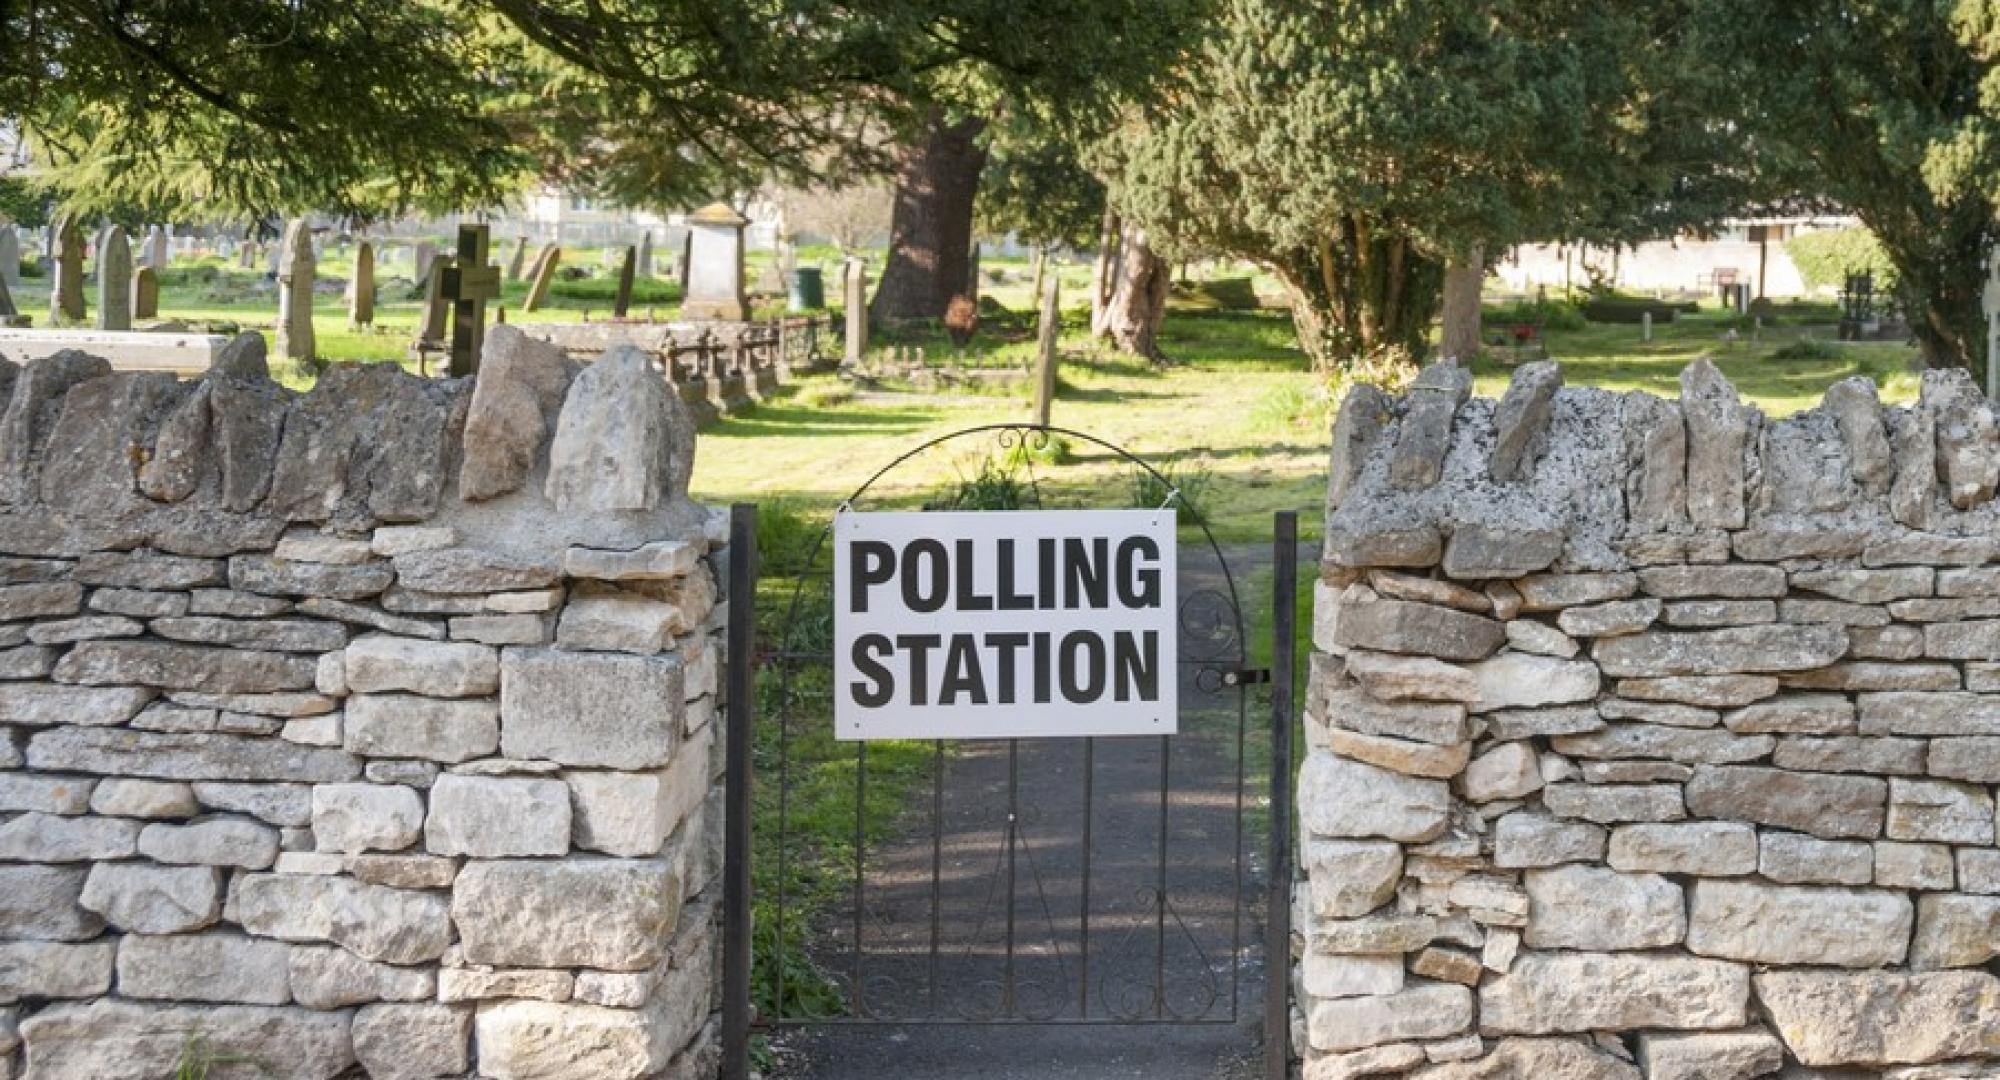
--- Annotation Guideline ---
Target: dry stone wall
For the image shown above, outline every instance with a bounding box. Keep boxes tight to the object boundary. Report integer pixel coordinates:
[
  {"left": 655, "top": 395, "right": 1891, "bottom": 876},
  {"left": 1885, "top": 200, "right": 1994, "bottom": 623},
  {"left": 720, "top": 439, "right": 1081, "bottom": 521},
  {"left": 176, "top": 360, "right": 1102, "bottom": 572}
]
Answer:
[
  {"left": 1301, "top": 358, "right": 2000, "bottom": 1079},
  {"left": 0, "top": 326, "right": 725, "bottom": 1079}
]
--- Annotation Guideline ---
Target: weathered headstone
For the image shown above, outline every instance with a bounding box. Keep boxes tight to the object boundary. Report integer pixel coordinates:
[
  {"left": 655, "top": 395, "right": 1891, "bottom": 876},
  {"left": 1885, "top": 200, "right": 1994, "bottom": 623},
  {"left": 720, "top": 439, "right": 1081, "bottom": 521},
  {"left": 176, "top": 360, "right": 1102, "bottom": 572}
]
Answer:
[
  {"left": 1033, "top": 275, "right": 1060, "bottom": 427},
  {"left": 275, "top": 218, "right": 316, "bottom": 362},
  {"left": 443, "top": 224, "right": 501, "bottom": 377},
  {"left": 682, "top": 202, "right": 748, "bottom": 321},
  {"left": 265, "top": 239, "right": 281, "bottom": 276},
  {"left": 636, "top": 231, "right": 653, "bottom": 277},
  {"left": 132, "top": 266, "right": 160, "bottom": 321},
  {"left": 50, "top": 215, "right": 85, "bottom": 325},
  {"left": 414, "top": 241, "right": 437, "bottom": 285},
  {"left": 506, "top": 235, "right": 529, "bottom": 281},
  {"left": 0, "top": 226, "right": 19, "bottom": 287},
  {"left": 614, "top": 245, "right": 637, "bottom": 319},
  {"left": 95, "top": 227, "right": 133, "bottom": 331},
  {"left": 146, "top": 226, "right": 169, "bottom": 270},
  {"left": 418, "top": 256, "right": 453, "bottom": 349},
  {"left": 523, "top": 244, "right": 561, "bottom": 313},
  {"left": 0, "top": 273, "right": 18, "bottom": 326},
  {"left": 350, "top": 241, "right": 376, "bottom": 327},
  {"left": 843, "top": 258, "right": 868, "bottom": 366},
  {"left": 238, "top": 242, "right": 258, "bottom": 270},
  {"left": 676, "top": 229, "right": 692, "bottom": 290},
  {"left": 1642, "top": 310, "right": 1653, "bottom": 343}
]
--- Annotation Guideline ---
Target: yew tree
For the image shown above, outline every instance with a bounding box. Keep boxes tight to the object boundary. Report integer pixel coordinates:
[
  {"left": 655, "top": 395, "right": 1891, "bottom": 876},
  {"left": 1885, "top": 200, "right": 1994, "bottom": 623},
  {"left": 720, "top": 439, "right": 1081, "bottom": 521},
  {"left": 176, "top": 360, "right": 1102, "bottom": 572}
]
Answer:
[
  {"left": 1107, "top": 0, "right": 1743, "bottom": 368},
  {"left": 1705, "top": 0, "right": 2000, "bottom": 381}
]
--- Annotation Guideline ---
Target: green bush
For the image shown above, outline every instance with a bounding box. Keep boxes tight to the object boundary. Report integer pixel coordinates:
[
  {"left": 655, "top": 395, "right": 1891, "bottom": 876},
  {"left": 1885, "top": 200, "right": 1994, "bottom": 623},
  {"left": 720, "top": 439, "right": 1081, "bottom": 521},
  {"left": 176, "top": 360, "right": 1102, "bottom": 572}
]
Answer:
[
  {"left": 1769, "top": 338, "right": 1838, "bottom": 361},
  {"left": 1481, "top": 297, "right": 1587, "bottom": 331},
  {"left": 1784, "top": 227, "right": 1894, "bottom": 292},
  {"left": 546, "top": 274, "right": 680, "bottom": 304},
  {"left": 1130, "top": 455, "right": 1213, "bottom": 525},
  {"left": 1170, "top": 276, "right": 1261, "bottom": 311},
  {"left": 1580, "top": 296, "right": 1682, "bottom": 325}
]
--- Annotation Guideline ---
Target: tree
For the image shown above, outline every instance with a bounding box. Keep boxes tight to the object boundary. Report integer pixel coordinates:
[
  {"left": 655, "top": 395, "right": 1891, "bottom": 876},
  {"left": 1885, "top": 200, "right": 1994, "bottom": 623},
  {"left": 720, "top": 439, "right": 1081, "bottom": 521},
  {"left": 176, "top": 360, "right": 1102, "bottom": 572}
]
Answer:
[
  {"left": 1106, "top": 0, "right": 1746, "bottom": 368},
  {"left": 1705, "top": 0, "right": 2000, "bottom": 379},
  {"left": 765, "top": 180, "right": 894, "bottom": 254}
]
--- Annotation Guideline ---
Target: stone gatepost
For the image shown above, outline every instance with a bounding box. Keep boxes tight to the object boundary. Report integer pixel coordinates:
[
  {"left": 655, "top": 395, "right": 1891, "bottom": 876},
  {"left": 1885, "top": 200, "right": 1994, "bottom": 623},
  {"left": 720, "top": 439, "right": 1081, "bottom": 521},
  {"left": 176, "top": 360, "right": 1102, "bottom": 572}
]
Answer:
[
  {"left": 0, "top": 326, "right": 726, "bottom": 1080},
  {"left": 681, "top": 203, "right": 747, "bottom": 322},
  {"left": 95, "top": 227, "right": 133, "bottom": 331}
]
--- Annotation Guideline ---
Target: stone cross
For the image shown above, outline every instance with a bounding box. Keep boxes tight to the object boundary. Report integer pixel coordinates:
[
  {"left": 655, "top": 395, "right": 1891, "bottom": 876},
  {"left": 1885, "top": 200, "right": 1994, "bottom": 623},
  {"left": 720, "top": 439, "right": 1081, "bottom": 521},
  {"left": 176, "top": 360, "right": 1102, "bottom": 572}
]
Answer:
[
  {"left": 506, "top": 235, "right": 529, "bottom": 281},
  {"left": 132, "top": 266, "right": 160, "bottom": 321},
  {"left": 1033, "top": 275, "right": 1060, "bottom": 427},
  {"left": 95, "top": 226, "right": 133, "bottom": 331},
  {"left": 50, "top": 215, "right": 85, "bottom": 325},
  {"left": 614, "top": 244, "right": 637, "bottom": 319},
  {"left": 146, "top": 225, "right": 170, "bottom": 270},
  {"left": 442, "top": 224, "right": 501, "bottom": 377},
  {"left": 350, "top": 241, "right": 376, "bottom": 327},
  {"left": 843, "top": 258, "right": 868, "bottom": 365},
  {"left": 523, "top": 244, "right": 561, "bottom": 313},
  {"left": 0, "top": 226, "right": 18, "bottom": 287},
  {"left": 636, "top": 230, "right": 653, "bottom": 277},
  {"left": 276, "top": 218, "right": 317, "bottom": 362},
  {"left": 682, "top": 202, "right": 747, "bottom": 321},
  {"left": 414, "top": 241, "right": 437, "bottom": 285},
  {"left": 1985, "top": 248, "right": 2000, "bottom": 400}
]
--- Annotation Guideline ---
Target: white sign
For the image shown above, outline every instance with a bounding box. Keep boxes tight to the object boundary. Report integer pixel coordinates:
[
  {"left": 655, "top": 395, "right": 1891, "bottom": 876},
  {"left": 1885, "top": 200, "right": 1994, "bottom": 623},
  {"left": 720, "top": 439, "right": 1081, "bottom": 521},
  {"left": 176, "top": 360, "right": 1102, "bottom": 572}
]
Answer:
[{"left": 834, "top": 509, "right": 1178, "bottom": 740}]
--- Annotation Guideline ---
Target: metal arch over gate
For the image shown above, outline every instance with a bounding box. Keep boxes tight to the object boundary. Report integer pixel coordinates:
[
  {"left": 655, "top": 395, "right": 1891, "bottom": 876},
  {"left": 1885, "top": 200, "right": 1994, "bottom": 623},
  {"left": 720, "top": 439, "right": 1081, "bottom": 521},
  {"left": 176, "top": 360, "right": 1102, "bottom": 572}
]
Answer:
[{"left": 720, "top": 424, "right": 1297, "bottom": 1080}]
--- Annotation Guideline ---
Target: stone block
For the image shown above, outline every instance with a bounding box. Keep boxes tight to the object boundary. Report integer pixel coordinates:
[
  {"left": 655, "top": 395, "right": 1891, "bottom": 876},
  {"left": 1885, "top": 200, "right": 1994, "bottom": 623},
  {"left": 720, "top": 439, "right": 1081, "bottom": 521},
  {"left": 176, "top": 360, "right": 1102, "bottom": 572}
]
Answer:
[
  {"left": 452, "top": 857, "right": 680, "bottom": 971},
  {"left": 17, "top": 999, "right": 354, "bottom": 1077},
  {"left": 53, "top": 640, "right": 316, "bottom": 693},
  {"left": 0, "top": 773, "right": 93, "bottom": 814},
  {"left": 89, "top": 779, "right": 197, "bottom": 819},
  {"left": 1343, "top": 650, "right": 1479, "bottom": 703},
  {"left": 0, "top": 683, "right": 155, "bottom": 726},
  {"left": 1773, "top": 734, "right": 1925, "bottom": 774},
  {"left": 1887, "top": 778, "right": 1993, "bottom": 843},
  {"left": 1722, "top": 693, "right": 1855, "bottom": 734},
  {"left": 1459, "top": 742, "right": 1541, "bottom": 803},
  {"left": 79, "top": 862, "right": 221, "bottom": 933},
  {"left": 141, "top": 818, "right": 282, "bottom": 871},
  {"left": 1523, "top": 865, "right": 1683, "bottom": 950},
  {"left": 1637, "top": 1032, "right": 1786, "bottom": 1080},
  {"left": 1592, "top": 625, "right": 1848, "bottom": 677},
  {"left": 344, "top": 634, "right": 498, "bottom": 697},
  {"left": 312, "top": 782, "right": 425, "bottom": 854},
  {"left": 289, "top": 945, "right": 437, "bottom": 1009},
  {"left": 354, "top": 1002, "right": 472, "bottom": 1080},
  {"left": 1607, "top": 821, "right": 1757, "bottom": 876},
  {"left": 426, "top": 773, "right": 570, "bottom": 857},
  {"left": 115, "top": 932, "right": 290, "bottom": 1004},
  {"left": 231, "top": 873, "right": 452, "bottom": 964},
  {"left": 1758, "top": 831, "right": 1874, "bottom": 884},
  {"left": 1684, "top": 765, "right": 1886, "bottom": 839},
  {"left": 1754, "top": 970, "right": 2000, "bottom": 1067},
  {"left": 344, "top": 693, "right": 499, "bottom": 763},
  {"left": 1302, "top": 952, "right": 1404, "bottom": 999},
  {"left": 1333, "top": 596, "right": 1506, "bottom": 661},
  {"left": 1324, "top": 727, "right": 1469, "bottom": 778},
  {"left": 1540, "top": 782, "right": 1684, "bottom": 823},
  {"left": 1307, "top": 981, "right": 1472, "bottom": 1053},
  {"left": 475, "top": 998, "right": 681, "bottom": 1080},
  {"left": 1300, "top": 753, "right": 1450, "bottom": 842},
  {"left": 1550, "top": 723, "right": 1772, "bottom": 765},
  {"left": 1861, "top": 692, "right": 2000, "bottom": 735},
  {"left": 1687, "top": 880, "right": 1911, "bottom": 967},
  {"left": 1478, "top": 952, "right": 1748, "bottom": 1034},
  {"left": 501, "top": 648, "right": 683, "bottom": 768},
  {"left": 0, "top": 941, "right": 114, "bottom": 1003},
  {"left": 1301, "top": 839, "right": 1403, "bottom": 917},
  {"left": 438, "top": 968, "right": 575, "bottom": 1004},
  {"left": 1503, "top": 619, "right": 1577, "bottom": 658},
  {"left": 1322, "top": 687, "right": 1469, "bottom": 745},
  {"left": 1637, "top": 565, "right": 1785, "bottom": 599},
  {"left": 1911, "top": 893, "right": 2000, "bottom": 970},
  {"left": 557, "top": 593, "right": 680, "bottom": 654},
  {"left": 0, "top": 812, "right": 140, "bottom": 861},
  {"left": 1466, "top": 653, "right": 1599, "bottom": 712},
  {"left": 1619, "top": 675, "right": 1779, "bottom": 708},
  {"left": 1517, "top": 573, "right": 1638, "bottom": 610},
  {"left": 1493, "top": 814, "right": 1605, "bottom": 868},
  {"left": 229, "top": 554, "right": 394, "bottom": 599},
  {"left": 1556, "top": 598, "right": 1661, "bottom": 637},
  {"left": 0, "top": 865, "right": 103, "bottom": 941},
  {"left": 1876, "top": 841, "right": 1955, "bottom": 890}
]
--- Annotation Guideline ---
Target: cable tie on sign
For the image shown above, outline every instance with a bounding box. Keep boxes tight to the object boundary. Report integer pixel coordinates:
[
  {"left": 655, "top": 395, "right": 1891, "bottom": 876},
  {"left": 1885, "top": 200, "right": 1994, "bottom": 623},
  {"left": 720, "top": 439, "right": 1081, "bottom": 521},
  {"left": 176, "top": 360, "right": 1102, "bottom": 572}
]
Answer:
[{"left": 1152, "top": 487, "right": 1181, "bottom": 527}]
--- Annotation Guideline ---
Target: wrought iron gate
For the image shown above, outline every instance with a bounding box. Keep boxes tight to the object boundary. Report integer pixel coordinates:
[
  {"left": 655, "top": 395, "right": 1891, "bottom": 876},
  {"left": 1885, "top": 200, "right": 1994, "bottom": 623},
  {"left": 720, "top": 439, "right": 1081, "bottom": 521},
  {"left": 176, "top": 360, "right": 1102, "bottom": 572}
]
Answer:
[{"left": 720, "top": 425, "right": 1297, "bottom": 1079}]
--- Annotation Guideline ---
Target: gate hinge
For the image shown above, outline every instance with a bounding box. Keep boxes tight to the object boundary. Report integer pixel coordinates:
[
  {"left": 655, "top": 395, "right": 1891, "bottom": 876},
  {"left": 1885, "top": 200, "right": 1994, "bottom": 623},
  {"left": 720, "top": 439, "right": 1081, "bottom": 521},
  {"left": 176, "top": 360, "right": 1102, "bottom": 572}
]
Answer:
[{"left": 1223, "top": 668, "right": 1272, "bottom": 686}]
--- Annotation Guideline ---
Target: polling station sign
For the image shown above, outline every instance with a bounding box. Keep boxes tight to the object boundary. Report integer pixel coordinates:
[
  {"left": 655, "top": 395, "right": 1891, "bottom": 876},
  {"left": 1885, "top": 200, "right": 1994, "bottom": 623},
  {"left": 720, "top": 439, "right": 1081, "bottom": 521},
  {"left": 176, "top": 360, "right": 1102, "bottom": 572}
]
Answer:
[{"left": 833, "top": 509, "right": 1178, "bottom": 740}]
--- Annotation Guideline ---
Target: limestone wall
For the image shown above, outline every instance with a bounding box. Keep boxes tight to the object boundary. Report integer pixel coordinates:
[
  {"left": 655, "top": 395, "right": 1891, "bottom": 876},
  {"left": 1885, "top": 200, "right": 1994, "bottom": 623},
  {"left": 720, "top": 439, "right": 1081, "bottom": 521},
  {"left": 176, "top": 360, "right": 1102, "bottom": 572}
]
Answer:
[
  {"left": 1301, "top": 358, "right": 2000, "bottom": 1078},
  {"left": 0, "top": 327, "right": 725, "bottom": 1079}
]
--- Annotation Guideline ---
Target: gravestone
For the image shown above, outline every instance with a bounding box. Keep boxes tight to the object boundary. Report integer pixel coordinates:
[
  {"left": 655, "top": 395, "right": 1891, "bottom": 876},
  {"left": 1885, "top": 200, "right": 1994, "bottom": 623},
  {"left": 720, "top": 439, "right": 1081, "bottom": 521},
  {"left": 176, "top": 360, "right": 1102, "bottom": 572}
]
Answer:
[
  {"left": 523, "top": 244, "right": 561, "bottom": 313},
  {"left": 843, "top": 258, "right": 868, "bottom": 365},
  {"left": 350, "top": 241, "right": 376, "bottom": 327},
  {"left": 95, "top": 227, "right": 133, "bottom": 331},
  {"left": 506, "top": 235, "right": 529, "bottom": 280},
  {"left": 50, "top": 214, "right": 85, "bottom": 325},
  {"left": 89, "top": 225, "right": 115, "bottom": 282},
  {"left": 614, "top": 244, "right": 637, "bottom": 319},
  {"left": 265, "top": 239, "right": 281, "bottom": 276},
  {"left": 1033, "top": 275, "right": 1060, "bottom": 427},
  {"left": 677, "top": 228, "right": 693, "bottom": 290},
  {"left": 443, "top": 223, "right": 501, "bottom": 376},
  {"left": 275, "top": 218, "right": 316, "bottom": 362},
  {"left": 146, "top": 225, "right": 170, "bottom": 269},
  {"left": 414, "top": 241, "right": 437, "bottom": 285},
  {"left": 0, "top": 226, "right": 18, "bottom": 286},
  {"left": 636, "top": 230, "right": 654, "bottom": 277},
  {"left": 0, "top": 273, "right": 18, "bottom": 327},
  {"left": 132, "top": 266, "right": 160, "bottom": 321},
  {"left": 238, "top": 242, "right": 258, "bottom": 270},
  {"left": 418, "top": 256, "right": 452, "bottom": 349},
  {"left": 682, "top": 202, "right": 748, "bottom": 321}
]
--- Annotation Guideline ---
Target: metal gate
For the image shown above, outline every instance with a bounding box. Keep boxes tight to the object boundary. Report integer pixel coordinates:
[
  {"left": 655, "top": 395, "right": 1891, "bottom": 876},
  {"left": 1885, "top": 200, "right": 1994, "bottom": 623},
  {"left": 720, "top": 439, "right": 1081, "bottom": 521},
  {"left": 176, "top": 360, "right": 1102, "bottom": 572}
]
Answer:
[{"left": 720, "top": 425, "right": 1297, "bottom": 1079}]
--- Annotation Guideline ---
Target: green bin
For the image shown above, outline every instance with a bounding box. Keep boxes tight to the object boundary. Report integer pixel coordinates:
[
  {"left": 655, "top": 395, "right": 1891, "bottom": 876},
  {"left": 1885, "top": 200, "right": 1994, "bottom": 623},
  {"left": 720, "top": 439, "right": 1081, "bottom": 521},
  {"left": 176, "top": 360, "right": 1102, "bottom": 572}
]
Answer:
[{"left": 788, "top": 267, "right": 825, "bottom": 311}]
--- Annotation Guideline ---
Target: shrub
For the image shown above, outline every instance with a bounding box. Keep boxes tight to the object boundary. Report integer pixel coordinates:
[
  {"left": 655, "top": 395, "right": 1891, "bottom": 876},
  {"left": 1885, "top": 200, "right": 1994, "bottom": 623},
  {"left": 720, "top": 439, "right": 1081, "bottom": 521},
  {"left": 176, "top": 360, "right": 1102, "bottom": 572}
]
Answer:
[
  {"left": 1170, "top": 276, "right": 1261, "bottom": 311},
  {"left": 1769, "top": 338, "right": 1838, "bottom": 361},
  {"left": 1481, "top": 297, "right": 1587, "bottom": 331},
  {"left": 1785, "top": 226, "right": 1894, "bottom": 292},
  {"left": 1131, "top": 455, "right": 1213, "bottom": 525},
  {"left": 1580, "top": 296, "right": 1681, "bottom": 325}
]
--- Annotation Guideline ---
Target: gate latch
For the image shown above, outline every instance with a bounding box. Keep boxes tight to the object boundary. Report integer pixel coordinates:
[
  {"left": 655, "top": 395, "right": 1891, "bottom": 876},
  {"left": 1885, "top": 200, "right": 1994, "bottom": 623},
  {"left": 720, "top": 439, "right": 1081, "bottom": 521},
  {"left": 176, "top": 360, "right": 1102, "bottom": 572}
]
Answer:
[{"left": 1223, "top": 668, "right": 1272, "bottom": 687}]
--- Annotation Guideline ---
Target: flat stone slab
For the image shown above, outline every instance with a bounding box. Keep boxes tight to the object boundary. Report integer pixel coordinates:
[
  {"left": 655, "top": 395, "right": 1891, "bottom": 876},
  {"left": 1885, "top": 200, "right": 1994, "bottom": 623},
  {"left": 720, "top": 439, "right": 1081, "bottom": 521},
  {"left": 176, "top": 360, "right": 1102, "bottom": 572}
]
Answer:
[{"left": 0, "top": 328, "right": 229, "bottom": 373}]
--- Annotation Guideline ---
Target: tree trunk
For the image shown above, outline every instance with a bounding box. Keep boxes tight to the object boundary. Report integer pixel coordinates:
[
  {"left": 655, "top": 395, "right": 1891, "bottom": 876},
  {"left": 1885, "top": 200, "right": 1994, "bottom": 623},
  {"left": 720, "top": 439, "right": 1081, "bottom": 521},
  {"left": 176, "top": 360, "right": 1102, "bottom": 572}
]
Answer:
[
  {"left": 1867, "top": 206, "right": 1989, "bottom": 383},
  {"left": 1091, "top": 206, "right": 1122, "bottom": 337},
  {"left": 1438, "top": 245, "right": 1485, "bottom": 362},
  {"left": 1101, "top": 224, "right": 1170, "bottom": 360},
  {"left": 870, "top": 114, "right": 988, "bottom": 323},
  {"left": 1275, "top": 227, "right": 1445, "bottom": 371}
]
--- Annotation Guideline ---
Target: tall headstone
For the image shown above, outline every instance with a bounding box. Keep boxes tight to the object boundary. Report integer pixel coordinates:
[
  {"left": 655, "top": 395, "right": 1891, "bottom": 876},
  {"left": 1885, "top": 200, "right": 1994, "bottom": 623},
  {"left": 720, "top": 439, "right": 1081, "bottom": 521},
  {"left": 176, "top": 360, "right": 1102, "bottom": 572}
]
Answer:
[
  {"left": 276, "top": 218, "right": 316, "bottom": 362},
  {"left": 132, "top": 266, "right": 160, "bottom": 321},
  {"left": 414, "top": 241, "right": 437, "bottom": 285},
  {"left": 238, "top": 241, "right": 258, "bottom": 270},
  {"left": 614, "top": 244, "right": 637, "bottom": 319},
  {"left": 506, "top": 235, "right": 529, "bottom": 281},
  {"left": 1033, "top": 275, "right": 1060, "bottom": 427},
  {"left": 95, "top": 226, "right": 133, "bottom": 331},
  {"left": 636, "top": 230, "right": 654, "bottom": 277},
  {"left": 443, "top": 224, "right": 501, "bottom": 377},
  {"left": 419, "top": 256, "right": 452, "bottom": 346},
  {"left": 843, "top": 258, "right": 868, "bottom": 366},
  {"left": 682, "top": 202, "right": 748, "bottom": 321},
  {"left": 350, "top": 241, "right": 376, "bottom": 327},
  {"left": 145, "top": 225, "right": 170, "bottom": 269},
  {"left": 0, "top": 226, "right": 18, "bottom": 286},
  {"left": 50, "top": 214, "right": 85, "bottom": 325},
  {"left": 0, "top": 273, "right": 18, "bottom": 326},
  {"left": 523, "top": 244, "right": 561, "bottom": 313},
  {"left": 265, "top": 240, "right": 281, "bottom": 277},
  {"left": 677, "top": 228, "right": 693, "bottom": 291}
]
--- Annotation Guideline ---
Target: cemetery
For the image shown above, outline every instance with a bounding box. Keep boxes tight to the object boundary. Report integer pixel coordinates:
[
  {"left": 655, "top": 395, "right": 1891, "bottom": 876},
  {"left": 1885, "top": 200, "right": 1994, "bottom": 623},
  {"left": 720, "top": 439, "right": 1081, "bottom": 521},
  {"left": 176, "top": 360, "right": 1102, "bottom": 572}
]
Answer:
[{"left": 9, "top": 1, "right": 2000, "bottom": 1079}]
